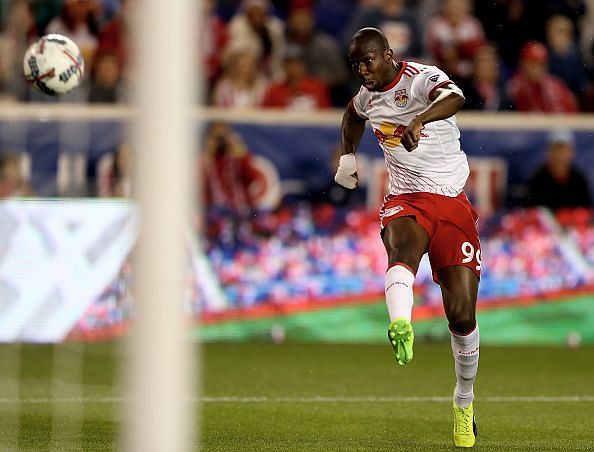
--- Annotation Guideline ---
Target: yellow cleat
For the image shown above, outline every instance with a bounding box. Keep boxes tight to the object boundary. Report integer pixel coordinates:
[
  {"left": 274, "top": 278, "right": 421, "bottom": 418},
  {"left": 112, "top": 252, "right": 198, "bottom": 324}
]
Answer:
[
  {"left": 387, "top": 318, "right": 414, "bottom": 365},
  {"left": 453, "top": 401, "right": 477, "bottom": 448}
]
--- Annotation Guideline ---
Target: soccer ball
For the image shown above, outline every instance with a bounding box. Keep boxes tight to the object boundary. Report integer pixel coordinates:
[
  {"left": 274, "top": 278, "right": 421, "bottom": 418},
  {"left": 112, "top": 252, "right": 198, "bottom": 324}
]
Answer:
[{"left": 23, "top": 34, "right": 84, "bottom": 96}]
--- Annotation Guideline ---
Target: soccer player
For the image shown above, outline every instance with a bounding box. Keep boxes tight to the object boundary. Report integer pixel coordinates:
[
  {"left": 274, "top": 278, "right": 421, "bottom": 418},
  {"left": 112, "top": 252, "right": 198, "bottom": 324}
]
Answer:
[{"left": 335, "top": 28, "right": 480, "bottom": 448}]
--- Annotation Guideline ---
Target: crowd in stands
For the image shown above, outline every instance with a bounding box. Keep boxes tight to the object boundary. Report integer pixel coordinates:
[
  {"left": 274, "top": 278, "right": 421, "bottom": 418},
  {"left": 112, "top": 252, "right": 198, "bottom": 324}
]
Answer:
[
  {"left": 2, "top": 0, "right": 594, "bottom": 112},
  {"left": 71, "top": 202, "right": 593, "bottom": 335},
  {"left": 204, "top": 203, "right": 594, "bottom": 309}
]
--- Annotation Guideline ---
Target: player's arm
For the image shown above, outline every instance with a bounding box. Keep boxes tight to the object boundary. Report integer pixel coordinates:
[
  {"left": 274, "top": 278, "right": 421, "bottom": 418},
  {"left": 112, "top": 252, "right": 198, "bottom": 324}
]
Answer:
[
  {"left": 335, "top": 100, "right": 367, "bottom": 189},
  {"left": 401, "top": 84, "right": 465, "bottom": 152}
]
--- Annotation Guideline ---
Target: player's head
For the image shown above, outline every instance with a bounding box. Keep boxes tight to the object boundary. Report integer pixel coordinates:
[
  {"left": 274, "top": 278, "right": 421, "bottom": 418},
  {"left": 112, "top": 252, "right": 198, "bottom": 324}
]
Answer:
[{"left": 348, "top": 28, "right": 395, "bottom": 91}]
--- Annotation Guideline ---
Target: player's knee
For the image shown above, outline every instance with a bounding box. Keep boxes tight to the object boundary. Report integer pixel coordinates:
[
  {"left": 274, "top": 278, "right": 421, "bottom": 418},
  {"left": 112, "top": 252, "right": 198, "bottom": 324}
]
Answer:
[
  {"left": 449, "top": 316, "right": 476, "bottom": 335},
  {"left": 386, "top": 247, "right": 419, "bottom": 271},
  {"left": 446, "top": 299, "right": 476, "bottom": 335}
]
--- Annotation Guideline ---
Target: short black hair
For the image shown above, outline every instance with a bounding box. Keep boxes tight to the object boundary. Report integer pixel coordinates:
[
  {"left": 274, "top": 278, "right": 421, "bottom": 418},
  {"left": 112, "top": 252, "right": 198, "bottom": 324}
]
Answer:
[{"left": 350, "top": 27, "right": 390, "bottom": 52}]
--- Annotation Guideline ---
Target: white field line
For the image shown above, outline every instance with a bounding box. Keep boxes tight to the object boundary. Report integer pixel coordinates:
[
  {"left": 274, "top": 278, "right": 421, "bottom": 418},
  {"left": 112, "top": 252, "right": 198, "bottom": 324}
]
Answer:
[{"left": 0, "top": 396, "right": 592, "bottom": 404}]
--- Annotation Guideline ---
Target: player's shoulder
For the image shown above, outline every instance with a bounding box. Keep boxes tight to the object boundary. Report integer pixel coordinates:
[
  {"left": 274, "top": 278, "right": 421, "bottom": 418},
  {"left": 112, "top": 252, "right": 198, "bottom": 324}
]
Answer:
[
  {"left": 354, "top": 84, "right": 372, "bottom": 102},
  {"left": 350, "top": 86, "right": 371, "bottom": 120},
  {"left": 401, "top": 61, "right": 447, "bottom": 80}
]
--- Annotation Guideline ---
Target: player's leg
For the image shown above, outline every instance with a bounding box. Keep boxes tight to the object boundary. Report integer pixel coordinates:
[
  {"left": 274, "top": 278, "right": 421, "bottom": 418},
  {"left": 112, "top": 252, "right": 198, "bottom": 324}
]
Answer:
[
  {"left": 437, "top": 265, "right": 479, "bottom": 448},
  {"left": 383, "top": 216, "right": 428, "bottom": 320},
  {"left": 382, "top": 217, "right": 428, "bottom": 365},
  {"left": 428, "top": 192, "right": 481, "bottom": 447},
  {"left": 438, "top": 265, "right": 478, "bottom": 335}
]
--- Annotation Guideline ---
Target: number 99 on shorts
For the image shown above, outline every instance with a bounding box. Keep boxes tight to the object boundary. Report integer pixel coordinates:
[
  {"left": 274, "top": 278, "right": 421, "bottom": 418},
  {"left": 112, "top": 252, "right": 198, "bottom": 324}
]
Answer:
[{"left": 461, "top": 241, "right": 481, "bottom": 271}]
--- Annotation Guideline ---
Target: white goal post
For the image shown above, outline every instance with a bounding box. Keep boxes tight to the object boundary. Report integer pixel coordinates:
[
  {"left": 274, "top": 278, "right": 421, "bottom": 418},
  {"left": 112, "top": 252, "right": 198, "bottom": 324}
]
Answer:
[{"left": 126, "top": 0, "right": 199, "bottom": 451}]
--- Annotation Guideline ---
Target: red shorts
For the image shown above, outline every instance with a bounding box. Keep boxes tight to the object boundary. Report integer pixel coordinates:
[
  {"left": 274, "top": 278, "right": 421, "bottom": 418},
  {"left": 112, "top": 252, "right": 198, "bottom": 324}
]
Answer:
[{"left": 380, "top": 191, "right": 481, "bottom": 283}]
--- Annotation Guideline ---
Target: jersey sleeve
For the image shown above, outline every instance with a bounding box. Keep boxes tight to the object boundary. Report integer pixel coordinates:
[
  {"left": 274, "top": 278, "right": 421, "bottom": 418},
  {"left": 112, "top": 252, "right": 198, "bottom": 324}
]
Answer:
[
  {"left": 351, "top": 88, "right": 370, "bottom": 120},
  {"left": 410, "top": 66, "right": 456, "bottom": 105}
]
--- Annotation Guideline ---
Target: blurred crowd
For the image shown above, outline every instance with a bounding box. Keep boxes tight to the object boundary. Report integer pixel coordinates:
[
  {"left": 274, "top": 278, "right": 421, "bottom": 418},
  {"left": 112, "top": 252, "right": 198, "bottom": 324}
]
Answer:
[
  {"left": 204, "top": 204, "right": 594, "bottom": 308},
  {"left": 71, "top": 202, "right": 594, "bottom": 335},
  {"left": 2, "top": 0, "right": 594, "bottom": 112}
]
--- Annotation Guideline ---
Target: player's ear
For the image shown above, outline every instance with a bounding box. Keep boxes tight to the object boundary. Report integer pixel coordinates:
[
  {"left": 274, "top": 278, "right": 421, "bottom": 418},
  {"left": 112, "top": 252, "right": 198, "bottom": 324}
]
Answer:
[{"left": 384, "top": 48, "right": 393, "bottom": 62}]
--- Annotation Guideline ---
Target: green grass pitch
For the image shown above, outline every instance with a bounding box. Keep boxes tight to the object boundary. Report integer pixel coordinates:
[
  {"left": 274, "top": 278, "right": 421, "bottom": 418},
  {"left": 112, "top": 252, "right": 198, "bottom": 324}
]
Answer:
[{"left": 0, "top": 342, "right": 593, "bottom": 450}]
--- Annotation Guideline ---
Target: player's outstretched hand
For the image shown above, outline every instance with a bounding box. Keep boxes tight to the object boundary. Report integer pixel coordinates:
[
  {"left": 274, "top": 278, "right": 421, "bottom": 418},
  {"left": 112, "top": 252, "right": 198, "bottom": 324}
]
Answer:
[
  {"left": 334, "top": 153, "right": 358, "bottom": 189},
  {"left": 401, "top": 117, "right": 423, "bottom": 152}
]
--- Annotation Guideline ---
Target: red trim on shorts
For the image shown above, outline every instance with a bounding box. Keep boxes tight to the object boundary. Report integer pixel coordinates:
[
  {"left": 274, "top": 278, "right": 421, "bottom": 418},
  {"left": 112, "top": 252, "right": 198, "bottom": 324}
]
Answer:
[
  {"left": 387, "top": 261, "right": 416, "bottom": 276},
  {"left": 379, "top": 62, "right": 407, "bottom": 92},
  {"left": 449, "top": 323, "right": 478, "bottom": 336},
  {"left": 428, "top": 80, "right": 454, "bottom": 101}
]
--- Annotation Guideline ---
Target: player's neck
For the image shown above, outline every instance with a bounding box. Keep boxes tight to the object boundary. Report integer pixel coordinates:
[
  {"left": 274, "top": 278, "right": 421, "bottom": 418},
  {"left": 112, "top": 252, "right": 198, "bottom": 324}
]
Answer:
[
  {"left": 391, "top": 61, "right": 402, "bottom": 78},
  {"left": 378, "top": 61, "right": 402, "bottom": 91}
]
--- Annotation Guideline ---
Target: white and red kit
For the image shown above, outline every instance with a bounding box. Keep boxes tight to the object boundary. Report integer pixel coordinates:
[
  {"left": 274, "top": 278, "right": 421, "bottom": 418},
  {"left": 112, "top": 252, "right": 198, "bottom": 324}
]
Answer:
[
  {"left": 351, "top": 61, "right": 481, "bottom": 281},
  {"left": 352, "top": 61, "right": 469, "bottom": 197}
]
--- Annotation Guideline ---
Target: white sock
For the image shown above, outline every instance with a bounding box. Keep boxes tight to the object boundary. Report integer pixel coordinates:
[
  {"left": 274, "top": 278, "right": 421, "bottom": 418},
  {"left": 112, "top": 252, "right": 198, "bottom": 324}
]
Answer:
[
  {"left": 450, "top": 326, "right": 480, "bottom": 408},
  {"left": 385, "top": 264, "right": 415, "bottom": 321}
]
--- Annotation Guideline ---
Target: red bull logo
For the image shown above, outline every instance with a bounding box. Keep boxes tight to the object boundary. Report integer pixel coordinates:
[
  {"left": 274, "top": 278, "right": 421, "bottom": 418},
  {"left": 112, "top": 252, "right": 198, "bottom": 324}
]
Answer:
[
  {"left": 394, "top": 89, "right": 408, "bottom": 107},
  {"left": 373, "top": 123, "right": 407, "bottom": 147},
  {"left": 373, "top": 122, "right": 429, "bottom": 148}
]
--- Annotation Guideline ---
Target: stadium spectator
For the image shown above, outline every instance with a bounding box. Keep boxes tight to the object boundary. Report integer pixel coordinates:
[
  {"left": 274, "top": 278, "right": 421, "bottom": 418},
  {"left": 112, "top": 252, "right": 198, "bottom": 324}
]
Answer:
[
  {"left": 473, "top": 0, "right": 547, "bottom": 71},
  {"left": 202, "top": 122, "right": 267, "bottom": 217},
  {"left": 112, "top": 142, "right": 132, "bottom": 197},
  {"left": 46, "top": 0, "right": 99, "bottom": 69},
  {"left": 97, "top": 0, "right": 132, "bottom": 78},
  {"left": 342, "top": 0, "right": 423, "bottom": 60},
  {"left": 88, "top": 51, "right": 123, "bottom": 103},
  {"left": 544, "top": 0, "right": 586, "bottom": 41},
  {"left": 476, "top": 0, "right": 590, "bottom": 71},
  {"left": 100, "top": 142, "right": 132, "bottom": 198},
  {"left": 525, "top": 128, "right": 591, "bottom": 210},
  {"left": 0, "top": 153, "right": 33, "bottom": 198},
  {"left": 545, "top": 14, "right": 588, "bottom": 97},
  {"left": 425, "top": 0, "right": 485, "bottom": 81},
  {"left": 458, "top": 44, "right": 508, "bottom": 111},
  {"left": 507, "top": 41, "right": 578, "bottom": 113},
  {"left": 285, "top": 4, "right": 349, "bottom": 106},
  {"left": 262, "top": 44, "right": 331, "bottom": 110},
  {"left": 227, "top": 0, "right": 286, "bottom": 80},
  {"left": 212, "top": 46, "right": 269, "bottom": 108},
  {"left": 0, "top": 0, "right": 38, "bottom": 101},
  {"left": 203, "top": 0, "right": 229, "bottom": 92}
]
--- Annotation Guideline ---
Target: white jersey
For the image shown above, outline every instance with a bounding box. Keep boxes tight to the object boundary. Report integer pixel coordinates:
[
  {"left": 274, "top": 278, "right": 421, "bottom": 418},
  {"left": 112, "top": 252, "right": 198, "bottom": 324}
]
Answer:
[{"left": 352, "top": 61, "right": 469, "bottom": 197}]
